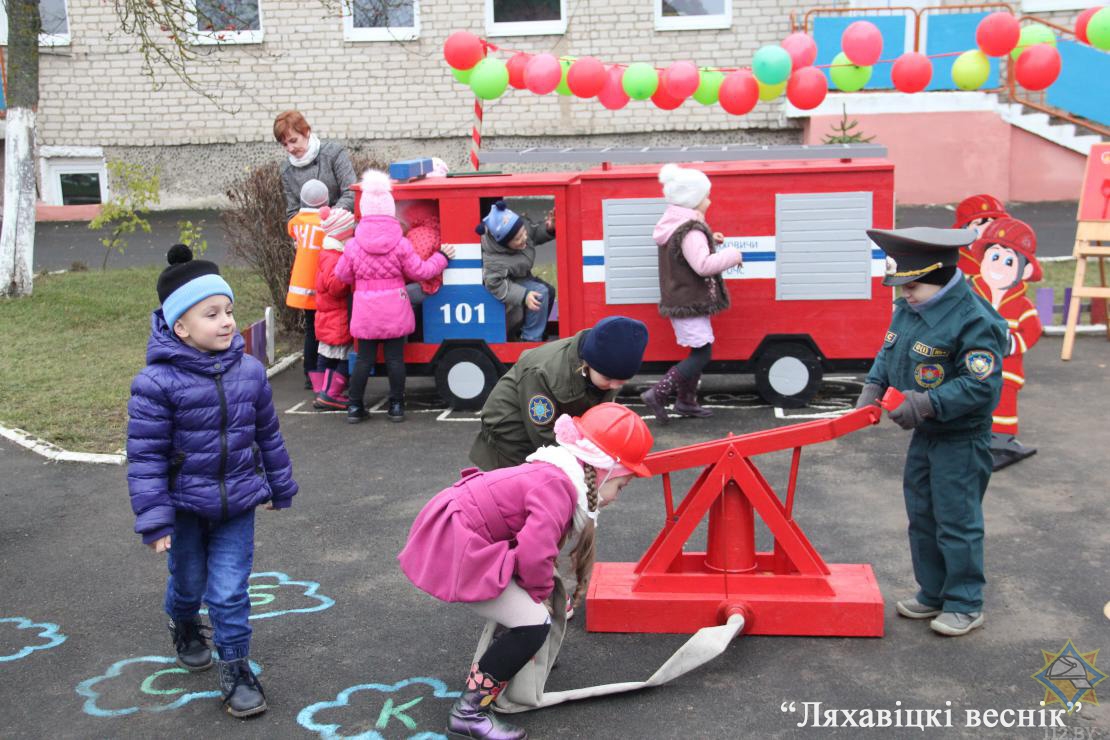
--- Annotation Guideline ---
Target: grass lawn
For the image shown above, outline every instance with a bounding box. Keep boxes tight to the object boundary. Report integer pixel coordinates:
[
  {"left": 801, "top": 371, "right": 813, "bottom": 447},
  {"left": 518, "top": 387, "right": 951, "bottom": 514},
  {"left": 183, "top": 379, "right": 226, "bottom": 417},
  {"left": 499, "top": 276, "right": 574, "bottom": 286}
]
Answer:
[{"left": 0, "top": 267, "right": 281, "bottom": 454}]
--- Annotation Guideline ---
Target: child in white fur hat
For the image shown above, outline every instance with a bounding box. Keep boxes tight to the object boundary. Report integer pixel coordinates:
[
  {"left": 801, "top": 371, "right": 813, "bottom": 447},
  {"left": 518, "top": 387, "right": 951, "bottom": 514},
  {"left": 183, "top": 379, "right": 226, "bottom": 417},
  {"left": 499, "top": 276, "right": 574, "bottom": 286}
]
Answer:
[{"left": 641, "top": 163, "right": 743, "bottom": 424}]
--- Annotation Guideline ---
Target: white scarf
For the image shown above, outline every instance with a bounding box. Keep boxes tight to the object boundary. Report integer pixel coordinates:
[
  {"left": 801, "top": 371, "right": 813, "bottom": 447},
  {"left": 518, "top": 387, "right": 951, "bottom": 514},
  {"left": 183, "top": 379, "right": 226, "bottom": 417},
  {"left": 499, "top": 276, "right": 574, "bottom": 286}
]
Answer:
[
  {"left": 525, "top": 445, "right": 597, "bottom": 533},
  {"left": 288, "top": 133, "right": 321, "bottom": 168}
]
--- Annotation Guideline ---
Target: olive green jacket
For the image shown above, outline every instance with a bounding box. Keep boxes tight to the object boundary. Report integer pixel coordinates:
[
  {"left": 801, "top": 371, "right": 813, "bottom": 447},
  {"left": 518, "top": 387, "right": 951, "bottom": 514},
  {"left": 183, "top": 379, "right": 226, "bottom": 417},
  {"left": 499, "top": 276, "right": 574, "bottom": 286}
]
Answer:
[{"left": 469, "top": 331, "right": 615, "bottom": 470}]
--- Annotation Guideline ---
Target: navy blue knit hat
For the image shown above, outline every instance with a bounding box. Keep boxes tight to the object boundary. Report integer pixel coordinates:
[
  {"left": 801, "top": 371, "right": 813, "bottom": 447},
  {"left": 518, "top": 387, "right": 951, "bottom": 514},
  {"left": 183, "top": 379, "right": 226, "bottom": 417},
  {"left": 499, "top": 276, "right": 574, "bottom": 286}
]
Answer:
[
  {"left": 157, "top": 244, "right": 234, "bottom": 326},
  {"left": 475, "top": 200, "right": 524, "bottom": 246},
  {"left": 580, "top": 316, "right": 649, "bottom": 380}
]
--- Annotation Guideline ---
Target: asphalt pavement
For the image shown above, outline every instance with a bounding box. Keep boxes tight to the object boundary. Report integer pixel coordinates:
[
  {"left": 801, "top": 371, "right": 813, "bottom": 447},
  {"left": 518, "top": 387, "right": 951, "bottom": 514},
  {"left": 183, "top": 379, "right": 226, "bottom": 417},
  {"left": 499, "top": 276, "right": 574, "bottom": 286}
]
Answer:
[
  {"left": 30, "top": 201, "right": 1082, "bottom": 273},
  {"left": 1, "top": 337, "right": 1108, "bottom": 738}
]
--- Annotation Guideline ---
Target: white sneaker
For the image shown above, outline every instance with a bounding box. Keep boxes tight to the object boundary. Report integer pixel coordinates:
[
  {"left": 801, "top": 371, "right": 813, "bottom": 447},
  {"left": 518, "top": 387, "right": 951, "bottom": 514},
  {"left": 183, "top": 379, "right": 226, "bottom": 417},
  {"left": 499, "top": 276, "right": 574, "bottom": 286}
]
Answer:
[{"left": 930, "top": 611, "right": 984, "bottom": 636}]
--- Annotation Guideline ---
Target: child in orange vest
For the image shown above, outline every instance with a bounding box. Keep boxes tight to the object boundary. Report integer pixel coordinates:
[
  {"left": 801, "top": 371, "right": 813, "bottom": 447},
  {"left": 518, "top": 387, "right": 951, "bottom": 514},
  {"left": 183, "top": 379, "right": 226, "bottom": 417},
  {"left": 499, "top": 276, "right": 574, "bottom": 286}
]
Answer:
[{"left": 287, "top": 179, "right": 330, "bottom": 392}]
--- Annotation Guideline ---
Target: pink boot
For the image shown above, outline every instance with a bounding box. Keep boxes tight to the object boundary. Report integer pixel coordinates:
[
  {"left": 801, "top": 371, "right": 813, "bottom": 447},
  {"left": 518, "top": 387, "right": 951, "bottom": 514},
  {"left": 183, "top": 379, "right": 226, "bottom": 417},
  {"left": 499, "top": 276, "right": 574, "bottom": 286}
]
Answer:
[
  {"left": 314, "top": 370, "right": 350, "bottom": 410},
  {"left": 307, "top": 370, "right": 326, "bottom": 395}
]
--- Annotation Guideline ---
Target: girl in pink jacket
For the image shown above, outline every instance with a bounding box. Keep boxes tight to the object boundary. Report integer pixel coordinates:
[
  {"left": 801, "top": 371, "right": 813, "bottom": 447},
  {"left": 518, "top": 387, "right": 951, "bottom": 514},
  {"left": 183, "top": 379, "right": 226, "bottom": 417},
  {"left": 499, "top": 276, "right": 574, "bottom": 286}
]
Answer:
[
  {"left": 398, "top": 403, "right": 653, "bottom": 740},
  {"left": 641, "top": 163, "right": 743, "bottom": 425},
  {"left": 335, "top": 170, "right": 454, "bottom": 423}
]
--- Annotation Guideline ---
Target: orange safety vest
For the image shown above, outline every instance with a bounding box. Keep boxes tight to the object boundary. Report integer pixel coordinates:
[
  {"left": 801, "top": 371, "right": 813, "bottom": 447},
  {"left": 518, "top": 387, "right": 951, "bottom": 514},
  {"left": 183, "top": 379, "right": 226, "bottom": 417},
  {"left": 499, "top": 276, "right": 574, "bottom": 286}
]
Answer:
[{"left": 286, "top": 209, "right": 325, "bottom": 310}]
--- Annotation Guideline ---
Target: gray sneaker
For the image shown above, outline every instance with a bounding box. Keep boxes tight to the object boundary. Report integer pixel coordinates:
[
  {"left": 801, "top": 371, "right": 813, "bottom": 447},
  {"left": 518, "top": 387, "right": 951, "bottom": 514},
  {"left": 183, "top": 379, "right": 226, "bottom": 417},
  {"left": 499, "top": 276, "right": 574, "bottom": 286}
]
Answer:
[
  {"left": 895, "top": 598, "right": 942, "bottom": 619},
  {"left": 930, "top": 611, "right": 984, "bottom": 636}
]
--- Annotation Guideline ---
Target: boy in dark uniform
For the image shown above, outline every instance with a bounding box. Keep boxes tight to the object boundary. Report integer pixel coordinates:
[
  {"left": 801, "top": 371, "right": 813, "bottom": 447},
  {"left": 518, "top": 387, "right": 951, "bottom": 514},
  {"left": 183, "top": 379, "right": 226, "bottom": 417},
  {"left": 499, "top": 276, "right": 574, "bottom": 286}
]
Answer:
[{"left": 856, "top": 227, "right": 1007, "bottom": 637}]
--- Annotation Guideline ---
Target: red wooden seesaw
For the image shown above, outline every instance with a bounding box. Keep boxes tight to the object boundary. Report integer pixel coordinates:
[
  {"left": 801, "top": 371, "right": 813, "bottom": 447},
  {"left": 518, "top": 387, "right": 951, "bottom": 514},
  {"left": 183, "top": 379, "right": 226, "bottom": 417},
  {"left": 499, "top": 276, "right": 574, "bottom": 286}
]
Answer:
[{"left": 586, "top": 388, "right": 905, "bottom": 637}]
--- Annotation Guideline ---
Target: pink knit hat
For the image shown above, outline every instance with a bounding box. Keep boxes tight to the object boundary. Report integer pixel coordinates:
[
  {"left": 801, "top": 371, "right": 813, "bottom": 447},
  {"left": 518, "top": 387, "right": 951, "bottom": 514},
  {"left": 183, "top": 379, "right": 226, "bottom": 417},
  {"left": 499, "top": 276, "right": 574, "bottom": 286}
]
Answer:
[
  {"left": 319, "top": 206, "right": 356, "bottom": 241},
  {"left": 358, "top": 169, "right": 395, "bottom": 218}
]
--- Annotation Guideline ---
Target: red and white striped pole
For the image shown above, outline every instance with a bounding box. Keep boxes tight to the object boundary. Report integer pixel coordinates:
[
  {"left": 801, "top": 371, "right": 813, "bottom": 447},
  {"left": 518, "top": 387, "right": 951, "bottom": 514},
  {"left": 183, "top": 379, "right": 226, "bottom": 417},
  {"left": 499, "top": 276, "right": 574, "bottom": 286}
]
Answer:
[{"left": 470, "top": 98, "right": 483, "bottom": 171}]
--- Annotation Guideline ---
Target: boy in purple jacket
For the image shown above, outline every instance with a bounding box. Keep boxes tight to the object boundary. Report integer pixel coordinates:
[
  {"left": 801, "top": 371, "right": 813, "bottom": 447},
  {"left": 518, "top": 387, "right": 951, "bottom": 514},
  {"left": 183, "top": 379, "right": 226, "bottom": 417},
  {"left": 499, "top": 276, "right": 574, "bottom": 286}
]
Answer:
[{"left": 126, "top": 245, "right": 298, "bottom": 718}]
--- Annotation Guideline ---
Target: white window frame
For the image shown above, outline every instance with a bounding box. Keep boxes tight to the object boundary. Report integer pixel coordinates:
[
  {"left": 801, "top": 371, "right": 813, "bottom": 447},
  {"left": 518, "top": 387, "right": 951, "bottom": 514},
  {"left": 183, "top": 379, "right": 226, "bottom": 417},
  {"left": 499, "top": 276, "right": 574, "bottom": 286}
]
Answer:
[
  {"left": 0, "top": 0, "right": 71, "bottom": 47},
  {"left": 187, "top": 0, "right": 264, "bottom": 45},
  {"left": 654, "top": 0, "right": 732, "bottom": 31},
  {"left": 343, "top": 0, "right": 419, "bottom": 42},
  {"left": 39, "top": 147, "right": 110, "bottom": 207},
  {"left": 1020, "top": 0, "right": 1091, "bottom": 10},
  {"left": 485, "top": 0, "right": 566, "bottom": 37}
]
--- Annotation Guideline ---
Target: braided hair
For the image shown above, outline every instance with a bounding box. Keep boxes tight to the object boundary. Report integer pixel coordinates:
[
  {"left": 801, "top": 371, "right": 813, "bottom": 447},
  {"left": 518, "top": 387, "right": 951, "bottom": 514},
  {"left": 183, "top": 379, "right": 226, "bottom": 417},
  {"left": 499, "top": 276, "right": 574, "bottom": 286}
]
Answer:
[{"left": 567, "top": 464, "right": 599, "bottom": 608}]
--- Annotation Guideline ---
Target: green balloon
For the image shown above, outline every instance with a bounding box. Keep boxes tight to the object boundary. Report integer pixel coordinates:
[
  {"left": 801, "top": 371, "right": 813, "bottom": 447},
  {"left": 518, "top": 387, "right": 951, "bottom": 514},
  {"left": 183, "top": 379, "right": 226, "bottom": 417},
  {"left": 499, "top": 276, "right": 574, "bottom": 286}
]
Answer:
[
  {"left": 451, "top": 65, "right": 473, "bottom": 85},
  {"left": 752, "top": 45, "right": 792, "bottom": 86},
  {"left": 469, "top": 57, "right": 509, "bottom": 100},
  {"left": 952, "top": 49, "right": 990, "bottom": 90},
  {"left": 1010, "top": 24, "right": 1056, "bottom": 60},
  {"left": 829, "top": 51, "right": 872, "bottom": 92},
  {"left": 692, "top": 69, "right": 724, "bottom": 105},
  {"left": 555, "top": 57, "right": 575, "bottom": 96},
  {"left": 622, "top": 63, "right": 659, "bottom": 100},
  {"left": 1088, "top": 7, "right": 1110, "bottom": 51}
]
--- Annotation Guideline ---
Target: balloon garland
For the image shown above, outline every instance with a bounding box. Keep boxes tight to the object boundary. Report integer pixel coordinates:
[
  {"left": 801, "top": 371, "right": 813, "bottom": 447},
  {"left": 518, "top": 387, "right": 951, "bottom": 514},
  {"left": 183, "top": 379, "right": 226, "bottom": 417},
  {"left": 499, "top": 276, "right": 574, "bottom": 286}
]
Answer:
[{"left": 442, "top": 15, "right": 1073, "bottom": 116}]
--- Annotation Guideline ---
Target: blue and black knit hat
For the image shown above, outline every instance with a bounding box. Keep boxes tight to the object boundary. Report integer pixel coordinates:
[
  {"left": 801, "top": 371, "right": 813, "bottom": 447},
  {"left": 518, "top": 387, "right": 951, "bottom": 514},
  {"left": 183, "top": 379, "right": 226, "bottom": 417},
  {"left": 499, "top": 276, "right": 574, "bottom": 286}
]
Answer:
[
  {"left": 475, "top": 200, "right": 524, "bottom": 246},
  {"left": 157, "top": 244, "right": 234, "bottom": 326}
]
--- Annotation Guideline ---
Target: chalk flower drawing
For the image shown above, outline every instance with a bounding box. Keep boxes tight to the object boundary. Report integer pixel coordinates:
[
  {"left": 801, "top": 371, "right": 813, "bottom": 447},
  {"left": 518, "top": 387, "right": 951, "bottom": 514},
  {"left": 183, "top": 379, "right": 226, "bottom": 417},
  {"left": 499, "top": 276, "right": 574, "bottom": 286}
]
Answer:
[
  {"left": 297, "top": 677, "right": 461, "bottom": 740},
  {"left": 76, "top": 655, "right": 262, "bottom": 717},
  {"left": 0, "top": 617, "right": 67, "bottom": 662},
  {"left": 200, "top": 571, "right": 335, "bottom": 620}
]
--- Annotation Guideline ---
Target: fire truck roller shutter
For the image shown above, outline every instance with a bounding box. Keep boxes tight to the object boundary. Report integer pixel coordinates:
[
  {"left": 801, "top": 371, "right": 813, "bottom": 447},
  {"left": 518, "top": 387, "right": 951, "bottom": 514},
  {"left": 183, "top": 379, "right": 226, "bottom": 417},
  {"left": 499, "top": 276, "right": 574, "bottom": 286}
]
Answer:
[
  {"left": 433, "top": 342, "right": 504, "bottom": 410},
  {"left": 753, "top": 340, "right": 824, "bottom": 409}
]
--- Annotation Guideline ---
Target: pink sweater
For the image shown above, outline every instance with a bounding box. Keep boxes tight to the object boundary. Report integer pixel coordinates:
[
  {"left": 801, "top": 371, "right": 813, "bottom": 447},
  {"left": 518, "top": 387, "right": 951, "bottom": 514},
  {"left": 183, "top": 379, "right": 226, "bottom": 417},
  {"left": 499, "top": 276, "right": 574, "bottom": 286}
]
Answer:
[{"left": 397, "top": 462, "right": 577, "bottom": 604}]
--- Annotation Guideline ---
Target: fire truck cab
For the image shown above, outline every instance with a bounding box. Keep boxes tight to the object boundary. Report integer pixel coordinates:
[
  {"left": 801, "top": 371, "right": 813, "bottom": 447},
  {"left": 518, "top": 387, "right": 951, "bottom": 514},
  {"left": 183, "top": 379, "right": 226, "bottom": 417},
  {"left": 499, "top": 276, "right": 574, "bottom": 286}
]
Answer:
[{"left": 357, "top": 146, "right": 895, "bottom": 409}]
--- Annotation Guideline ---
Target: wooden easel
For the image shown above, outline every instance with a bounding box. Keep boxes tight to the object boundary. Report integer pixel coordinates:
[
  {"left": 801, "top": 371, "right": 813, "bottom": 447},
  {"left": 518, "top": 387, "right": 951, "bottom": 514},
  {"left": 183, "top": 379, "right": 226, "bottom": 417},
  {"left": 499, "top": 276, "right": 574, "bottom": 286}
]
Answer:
[{"left": 1061, "top": 143, "right": 1110, "bottom": 361}]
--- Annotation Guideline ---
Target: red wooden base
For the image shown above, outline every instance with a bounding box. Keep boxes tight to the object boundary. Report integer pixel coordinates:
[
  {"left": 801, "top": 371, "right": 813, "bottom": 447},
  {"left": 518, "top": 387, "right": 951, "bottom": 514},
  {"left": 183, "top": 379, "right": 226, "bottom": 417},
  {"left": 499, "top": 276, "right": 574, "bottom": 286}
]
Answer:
[{"left": 586, "top": 560, "right": 885, "bottom": 637}]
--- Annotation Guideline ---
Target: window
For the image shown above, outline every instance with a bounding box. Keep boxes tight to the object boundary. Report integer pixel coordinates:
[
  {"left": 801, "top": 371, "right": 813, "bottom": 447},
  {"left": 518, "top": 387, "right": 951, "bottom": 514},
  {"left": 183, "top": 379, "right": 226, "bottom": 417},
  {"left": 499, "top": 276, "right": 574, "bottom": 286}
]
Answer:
[
  {"left": 656, "top": 0, "right": 731, "bottom": 31},
  {"left": 344, "top": 0, "right": 419, "bottom": 42},
  {"left": 0, "top": 0, "right": 71, "bottom": 46},
  {"left": 40, "top": 149, "right": 110, "bottom": 207},
  {"left": 189, "top": 0, "right": 263, "bottom": 45},
  {"left": 485, "top": 0, "right": 566, "bottom": 37}
]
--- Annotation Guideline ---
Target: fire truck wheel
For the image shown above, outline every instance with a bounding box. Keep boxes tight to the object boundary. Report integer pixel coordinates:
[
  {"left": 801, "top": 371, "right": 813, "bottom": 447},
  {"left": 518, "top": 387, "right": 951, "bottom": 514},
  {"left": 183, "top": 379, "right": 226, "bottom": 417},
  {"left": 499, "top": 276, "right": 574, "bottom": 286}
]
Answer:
[
  {"left": 434, "top": 347, "right": 499, "bottom": 410},
  {"left": 754, "top": 342, "right": 823, "bottom": 409}
]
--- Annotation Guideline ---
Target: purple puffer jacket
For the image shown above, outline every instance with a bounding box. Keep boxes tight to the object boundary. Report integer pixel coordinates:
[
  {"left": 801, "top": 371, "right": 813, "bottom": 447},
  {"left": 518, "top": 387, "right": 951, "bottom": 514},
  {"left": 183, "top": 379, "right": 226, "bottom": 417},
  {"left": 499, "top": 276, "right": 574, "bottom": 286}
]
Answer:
[
  {"left": 334, "top": 215, "right": 447, "bottom": 340},
  {"left": 126, "top": 310, "right": 298, "bottom": 544}
]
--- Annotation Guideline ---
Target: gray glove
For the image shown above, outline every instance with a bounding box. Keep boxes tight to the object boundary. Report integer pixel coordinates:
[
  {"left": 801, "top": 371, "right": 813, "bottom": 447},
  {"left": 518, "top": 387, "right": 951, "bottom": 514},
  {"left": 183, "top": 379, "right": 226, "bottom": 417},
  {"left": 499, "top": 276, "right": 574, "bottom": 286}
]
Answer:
[
  {"left": 888, "top": 391, "right": 936, "bottom": 430},
  {"left": 854, "top": 383, "right": 884, "bottom": 409}
]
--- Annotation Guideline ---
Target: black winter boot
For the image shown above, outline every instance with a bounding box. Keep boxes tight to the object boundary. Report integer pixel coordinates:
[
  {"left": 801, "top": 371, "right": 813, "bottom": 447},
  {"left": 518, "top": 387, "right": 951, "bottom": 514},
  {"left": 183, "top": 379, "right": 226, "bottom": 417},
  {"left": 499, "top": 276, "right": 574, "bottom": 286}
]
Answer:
[
  {"left": 673, "top": 372, "right": 713, "bottom": 418},
  {"left": 447, "top": 664, "right": 526, "bottom": 739},
  {"left": 388, "top": 398, "right": 405, "bottom": 423},
  {"left": 217, "top": 658, "right": 267, "bottom": 718},
  {"left": 169, "top": 618, "right": 212, "bottom": 672},
  {"left": 640, "top": 367, "right": 682, "bottom": 425},
  {"left": 347, "top": 403, "right": 369, "bottom": 424}
]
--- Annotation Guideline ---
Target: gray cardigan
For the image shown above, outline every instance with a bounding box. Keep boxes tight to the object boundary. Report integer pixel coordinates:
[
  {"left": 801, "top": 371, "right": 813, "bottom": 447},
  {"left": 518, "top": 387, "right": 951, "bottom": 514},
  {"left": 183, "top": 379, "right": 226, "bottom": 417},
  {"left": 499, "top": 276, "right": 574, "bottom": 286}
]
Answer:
[{"left": 279, "top": 140, "right": 357, "bottom": 222}]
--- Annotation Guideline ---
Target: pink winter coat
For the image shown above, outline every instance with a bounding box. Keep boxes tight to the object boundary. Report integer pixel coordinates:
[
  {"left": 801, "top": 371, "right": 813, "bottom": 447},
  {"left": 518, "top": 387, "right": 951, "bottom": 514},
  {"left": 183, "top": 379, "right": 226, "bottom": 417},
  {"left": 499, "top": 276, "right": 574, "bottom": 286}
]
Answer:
[
  {"left": 397, "top": 463, "right": 577, "bottom": 604},
  {"left": 334, "top": 215, "right": 447, "bottom": 340}
]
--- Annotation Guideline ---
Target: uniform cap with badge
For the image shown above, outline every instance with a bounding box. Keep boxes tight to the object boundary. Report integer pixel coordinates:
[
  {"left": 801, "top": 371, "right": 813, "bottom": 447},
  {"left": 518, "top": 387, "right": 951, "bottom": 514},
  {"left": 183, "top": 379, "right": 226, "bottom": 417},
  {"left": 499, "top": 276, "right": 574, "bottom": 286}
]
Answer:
[{"left": 868, "top": 227, "right": 979, "bottom": 287}]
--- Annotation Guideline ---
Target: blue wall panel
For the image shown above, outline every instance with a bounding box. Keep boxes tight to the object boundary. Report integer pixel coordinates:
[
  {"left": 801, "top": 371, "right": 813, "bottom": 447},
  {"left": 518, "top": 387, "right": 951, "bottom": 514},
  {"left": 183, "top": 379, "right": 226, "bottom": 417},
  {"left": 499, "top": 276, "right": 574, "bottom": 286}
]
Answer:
[
  {"left": 1047, "top": 40, "right": 1110, "bottom": 128},
  {"left": 813, "top": 15, "right": 908, "bottom": 90},
  {"left": 922, "top": 12, "right": 1000, "bottom": 91}
]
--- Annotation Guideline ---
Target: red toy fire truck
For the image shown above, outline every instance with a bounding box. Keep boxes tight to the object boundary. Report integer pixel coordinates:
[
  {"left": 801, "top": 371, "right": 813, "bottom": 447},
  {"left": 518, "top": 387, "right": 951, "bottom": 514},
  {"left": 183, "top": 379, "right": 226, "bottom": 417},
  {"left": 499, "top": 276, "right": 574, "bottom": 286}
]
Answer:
[{"left": 355, "top": 146, "right": 895, "bottom": 409}]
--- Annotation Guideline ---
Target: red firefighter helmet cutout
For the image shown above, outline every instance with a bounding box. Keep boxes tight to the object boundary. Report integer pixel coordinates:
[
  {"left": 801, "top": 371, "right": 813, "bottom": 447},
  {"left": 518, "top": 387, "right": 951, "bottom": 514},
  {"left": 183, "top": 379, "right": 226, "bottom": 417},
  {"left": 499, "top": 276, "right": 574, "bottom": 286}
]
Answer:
[
  {"left": 953, "top": 194, "right": 1008, "bottom": 229},
  {"left": 971, "top": 217, "right": 1042, "bottom": 282}
]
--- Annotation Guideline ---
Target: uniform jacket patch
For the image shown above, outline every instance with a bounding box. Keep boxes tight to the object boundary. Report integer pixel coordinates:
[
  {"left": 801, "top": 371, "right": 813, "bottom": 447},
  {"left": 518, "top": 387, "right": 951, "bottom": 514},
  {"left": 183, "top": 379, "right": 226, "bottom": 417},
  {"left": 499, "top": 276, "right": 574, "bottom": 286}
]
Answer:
[
  {"left": 912, "top": 341, "right": 950, "bottom": 358},
  {"left": 527, "top": 394, "right": 556, "bottom": 425},
  {"left": 965, "top": 350, "right": 996, "bottom": 381},
  {"left": 914, "top": 363, "right": 946, "bottom": 389}
]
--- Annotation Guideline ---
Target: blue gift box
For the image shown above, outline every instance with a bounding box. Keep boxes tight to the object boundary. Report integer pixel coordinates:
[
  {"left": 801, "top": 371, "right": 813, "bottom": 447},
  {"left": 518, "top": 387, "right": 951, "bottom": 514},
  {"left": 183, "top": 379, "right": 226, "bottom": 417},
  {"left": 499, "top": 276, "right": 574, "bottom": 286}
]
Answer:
[{"left": 389, "top": 158, "right": 434, "bottom": 181}]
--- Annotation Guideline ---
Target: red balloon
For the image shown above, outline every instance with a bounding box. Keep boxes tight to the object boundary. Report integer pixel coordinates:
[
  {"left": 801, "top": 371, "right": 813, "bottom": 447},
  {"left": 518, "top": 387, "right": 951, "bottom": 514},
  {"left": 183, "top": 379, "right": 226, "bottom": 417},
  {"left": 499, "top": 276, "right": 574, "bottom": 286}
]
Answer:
[
  {"left": 662, "top": 61, "right": 699, "bottom": 99},
  {"left": 718, "top": 70, "right": 759, "bottom": 115},
  {"left": 1076, "top": 6, "right": 1102, "bottom": 44},
  {"left": 506, "top": 52, "right": 531, "bottom": 90},
  {"left": 598, "top": 65, "right": 630, "bottom": 110},
  {"left": 782, "top": 32, "right": 818, "bottom": 70},
  {"left": 651, "top": 86, "right": 685, "bottom": 110},
  {"left": 566, "top": 56, "right": 606, "bottom": 98},
  {"left": 1015, "top": 44, "right": 1062, "bottom": 90},
  {"left": 976, "top": 12, "right": 1020, "bottom": 57},
  {"left": 842, "top": 21, "right": 883, "bottom": 66},
  {"left": 524, "top": 53, "right": 562, "bottom": 95},
  {"left": 891, "top": 52, "right": 933, "bottom": 93},
  {"left": 786, "top": 66, "right": 827, "bottom": 110},
  {"left": 443, "top": 31, "right": 484, "bottom": 70}
]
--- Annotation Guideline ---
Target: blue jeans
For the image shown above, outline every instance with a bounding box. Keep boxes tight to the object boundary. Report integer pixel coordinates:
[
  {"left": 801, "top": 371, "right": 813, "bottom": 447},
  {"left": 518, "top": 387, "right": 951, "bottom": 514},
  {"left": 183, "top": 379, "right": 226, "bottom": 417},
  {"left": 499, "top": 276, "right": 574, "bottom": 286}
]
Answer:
[
  {"left": 163, "top": 509, "right": 255, "bottom": 660},
  {"left": 519, "top": 278, "right": 551, "bottom": 342}
]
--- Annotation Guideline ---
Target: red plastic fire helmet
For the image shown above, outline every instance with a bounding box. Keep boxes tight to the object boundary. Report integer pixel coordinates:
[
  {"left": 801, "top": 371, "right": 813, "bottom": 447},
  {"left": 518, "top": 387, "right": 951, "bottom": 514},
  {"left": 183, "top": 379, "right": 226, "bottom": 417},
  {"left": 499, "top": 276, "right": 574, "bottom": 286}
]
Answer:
[
  {"left": 953, "top": 194, "right": 1008, "bottom": 229},
  {"left": 974, "top": 217, "right": 1042, "bottom": 282},
  {"left": 576, "top": 403, "right": 654, "bottom": 477}
]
